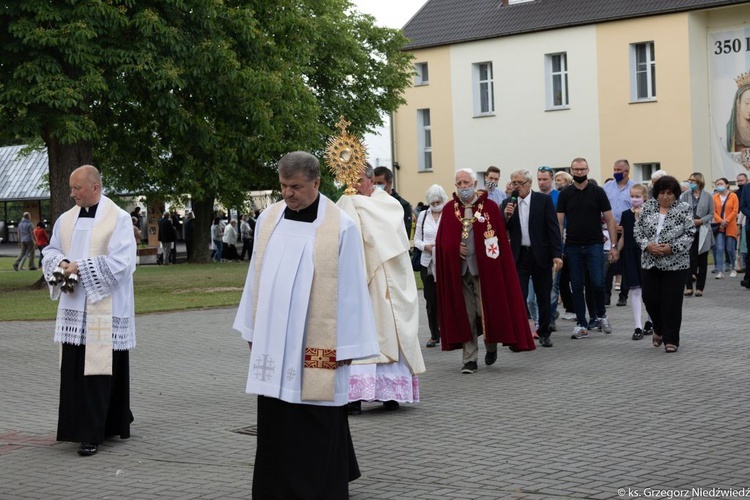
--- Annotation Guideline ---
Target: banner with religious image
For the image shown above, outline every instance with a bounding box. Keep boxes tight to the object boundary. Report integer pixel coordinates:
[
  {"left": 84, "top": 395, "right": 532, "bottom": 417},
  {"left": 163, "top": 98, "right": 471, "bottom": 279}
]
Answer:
[{"left": 709, "top": 27, "right": 750, "bottom": 179}]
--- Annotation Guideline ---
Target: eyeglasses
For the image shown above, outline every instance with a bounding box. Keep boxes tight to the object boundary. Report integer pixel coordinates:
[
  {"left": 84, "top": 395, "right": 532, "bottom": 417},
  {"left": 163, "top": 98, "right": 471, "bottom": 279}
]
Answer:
[
  {"left": 538, "top": 166, "right": 553, "bottom": 173},
  {"left": 510, "top": 180, "right": 530, "bottom": 186}
]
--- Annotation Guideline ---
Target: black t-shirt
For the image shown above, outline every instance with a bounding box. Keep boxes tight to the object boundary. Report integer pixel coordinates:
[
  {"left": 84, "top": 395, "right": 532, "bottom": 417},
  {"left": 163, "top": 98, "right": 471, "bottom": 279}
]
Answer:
[{"left": 557, "top": 183, "right": 612, "bottom": 246}]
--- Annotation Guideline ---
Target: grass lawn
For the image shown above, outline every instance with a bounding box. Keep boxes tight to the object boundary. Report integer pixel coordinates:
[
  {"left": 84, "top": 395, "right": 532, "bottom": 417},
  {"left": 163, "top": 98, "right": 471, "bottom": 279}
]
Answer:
[
  {"left": 0, "top": 256, "right": 248, "bottom": 321},
  {"left": 0, "top": 256, "right": 424, "bottom": 322}
]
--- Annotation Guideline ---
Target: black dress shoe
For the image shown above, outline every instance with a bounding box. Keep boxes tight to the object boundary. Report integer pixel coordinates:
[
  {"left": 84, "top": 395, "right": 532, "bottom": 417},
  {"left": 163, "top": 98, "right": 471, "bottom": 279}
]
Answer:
[
  {"left": 78, "top": 442, "right": 98, "bottom": 456},
  {"left": 484, "top": 350, "right": 497, "bottom": 365},
  {"left": 539, "top": 336, "right": 553, "bottom": 347},
  {"left": 347, "top": 401, "right": 362, "bottom": 416},
  {"left": 383, "top": 400, "right": 400, "bottom": 411},
  {"left": 616, "top": 298, "right": 627, "bottom": 306}
]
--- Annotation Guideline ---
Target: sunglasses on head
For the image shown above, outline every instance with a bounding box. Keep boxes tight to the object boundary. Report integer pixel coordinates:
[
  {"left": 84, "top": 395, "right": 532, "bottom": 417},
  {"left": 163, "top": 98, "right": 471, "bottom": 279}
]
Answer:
[{"left": 538, "top": 166, "right": 553, "bottom": 173}]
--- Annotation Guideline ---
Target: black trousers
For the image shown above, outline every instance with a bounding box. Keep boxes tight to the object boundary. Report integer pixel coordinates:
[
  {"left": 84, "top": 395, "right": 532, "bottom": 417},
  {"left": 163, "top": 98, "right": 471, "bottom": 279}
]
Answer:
[
  {"left": 642, "top": 268, "right": 688, "bottom": 347},
  {"left": 605, "top": 260, "right": 629, "bottom": 300},
  {"left": 686, "top": 237, "right": 708, "bottom": 291},
  {"left": 253, "top": 396, "right": 359, "bottom": 500},
  {"left": 420, "top": 266, "right": 439, "bottom": 341},
  {"left": 57, "top": 344, "right": 133, "bottom": 444},
  {"left": 240, "top": 237, "right": 253, "bottom": 261},
  {"left": 559, "top": 255, "right": 574, "bottom": 312},
  {"left": 745, "top": 230, "right": 750, "bottom": 282},
  {"left": 517, "top": 247, "right": 553, "bottom": 337}
]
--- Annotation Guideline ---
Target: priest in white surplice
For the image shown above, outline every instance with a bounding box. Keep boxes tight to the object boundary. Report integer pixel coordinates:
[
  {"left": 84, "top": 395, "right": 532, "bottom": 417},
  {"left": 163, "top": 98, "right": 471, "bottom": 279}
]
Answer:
[
  {"left": 43, "top": 165, "right": 137, "bottom": 457},
  {"left": 337, "top": 163, "right": 425, "bottom": 415},
  {"left": 233, "top": 151, "right": 380, "bottom": 499}
]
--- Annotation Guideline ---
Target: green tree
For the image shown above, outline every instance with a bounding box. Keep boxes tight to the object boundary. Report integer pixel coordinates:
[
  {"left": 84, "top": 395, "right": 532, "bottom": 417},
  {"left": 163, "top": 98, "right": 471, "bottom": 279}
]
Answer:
[{"left": 1, "top": 1, "right": 412, "bottom": 262}]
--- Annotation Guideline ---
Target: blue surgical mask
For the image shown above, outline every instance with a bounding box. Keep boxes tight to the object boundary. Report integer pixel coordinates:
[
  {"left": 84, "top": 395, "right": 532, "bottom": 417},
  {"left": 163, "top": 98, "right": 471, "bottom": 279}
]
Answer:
[
  {"left": 375, "top": 184, "right": 386, "bottom": 191},
  {"left": 715, "top": 185, "right": 726, "bottom": 193},
  {"left": 689, "top": 182, "right": 698, "bottom": 191},
  {"left": 613, "top": 172, "right": 625, "bottom": 182},
  {"left": 457, "top": 187, "right": 475, "bottom": 201}
]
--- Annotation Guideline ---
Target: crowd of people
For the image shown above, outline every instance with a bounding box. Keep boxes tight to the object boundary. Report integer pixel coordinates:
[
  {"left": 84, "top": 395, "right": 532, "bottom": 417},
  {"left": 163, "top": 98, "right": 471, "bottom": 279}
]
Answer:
[{"left": 29, "top": 155, "right": 750, "bottom": 500}]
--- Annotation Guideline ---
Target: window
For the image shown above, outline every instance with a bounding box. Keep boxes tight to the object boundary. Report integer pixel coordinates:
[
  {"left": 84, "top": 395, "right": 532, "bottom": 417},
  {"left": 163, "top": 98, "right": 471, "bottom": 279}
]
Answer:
[
  {"left": 417, "top": 109, "right": 432, "bottom": 172},
  {"left": 473, "top": 62, "right": 495, "bottom": 115},
  {"left": 545, "top": 53, "right": 569, "bottom": 109},
  {"left": 634, "top": 162, "right": 660, "bottom": 182},
  {"left": 631, "top": 42, "right": 656, "bottom": 101},
  {"left": 415, "top": 62, "right": 429, "bottom": 85}
]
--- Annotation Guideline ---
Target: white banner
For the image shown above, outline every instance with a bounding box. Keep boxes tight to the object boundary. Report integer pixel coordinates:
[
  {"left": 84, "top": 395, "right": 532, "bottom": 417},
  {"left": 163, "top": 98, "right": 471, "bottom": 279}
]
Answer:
[{"left": 709, "top": 28, "right": 750, "bottom": 180}]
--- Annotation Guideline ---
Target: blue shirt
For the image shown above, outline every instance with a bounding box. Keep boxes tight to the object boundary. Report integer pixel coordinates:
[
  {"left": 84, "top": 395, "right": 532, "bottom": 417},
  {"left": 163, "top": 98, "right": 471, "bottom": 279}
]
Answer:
[
  {"left": 544, "top": 189, "right": 559, "bottom": 208},
  {"left": 18, "top": 219, "right": 33, "bottom": 243},
  {"left": 603, "top": 179, "right": 635, "bottom": 223},
  {"left": 487, "top": 188, "right": 506, "bottom": 207}
]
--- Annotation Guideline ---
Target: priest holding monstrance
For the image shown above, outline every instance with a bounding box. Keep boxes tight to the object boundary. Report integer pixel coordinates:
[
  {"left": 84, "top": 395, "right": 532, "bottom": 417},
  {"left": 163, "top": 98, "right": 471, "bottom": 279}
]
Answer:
[
  {"left": 331, "top": 118, "right": 425, "bottom": 415},
  {"left": 233, "top": 147, "right": 379, "bottom": 499}
]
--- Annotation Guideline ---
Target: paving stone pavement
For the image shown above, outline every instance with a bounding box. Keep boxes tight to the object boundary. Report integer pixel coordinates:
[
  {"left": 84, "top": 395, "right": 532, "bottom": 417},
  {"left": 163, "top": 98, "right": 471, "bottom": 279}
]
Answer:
[{"left": 1, "top": 266, "right": 750, "bottom": 500}]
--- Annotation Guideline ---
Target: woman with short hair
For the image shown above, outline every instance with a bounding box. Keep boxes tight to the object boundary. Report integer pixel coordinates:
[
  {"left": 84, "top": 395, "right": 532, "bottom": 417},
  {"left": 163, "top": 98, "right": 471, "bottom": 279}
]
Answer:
[
  {"left": 680, "top": 172, "right": 714, "bottom": 297},
  {"left": 635, "top": 176, "right": 696, "bottom": 353}
]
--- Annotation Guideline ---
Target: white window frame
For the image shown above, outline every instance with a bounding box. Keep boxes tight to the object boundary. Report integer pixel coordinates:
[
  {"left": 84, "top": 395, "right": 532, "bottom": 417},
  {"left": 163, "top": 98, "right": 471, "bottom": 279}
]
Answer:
[
  {"left": 630, "top": 42, "right": 656, "bottom": 101},
  {"left": 634, "top": 162, "right": 660, "bottom": 183},
  {"left": 417, "top": 109, "right": 432, "bottom": 172},
  {"left": 545, "top": 52, "right": 569, "bottom": 109},
  {"left": 414, "top": 62, "right": 429, "bottom": 86},
  {"left": 473, "top": 62, "right": 495, "bottom": 116}
]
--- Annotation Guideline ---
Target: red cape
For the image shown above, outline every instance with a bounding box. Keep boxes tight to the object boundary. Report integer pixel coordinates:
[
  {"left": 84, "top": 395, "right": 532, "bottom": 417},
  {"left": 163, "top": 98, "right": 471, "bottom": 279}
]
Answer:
[{"left": 435, "top": 192, "right": 535, "bottom": 351}]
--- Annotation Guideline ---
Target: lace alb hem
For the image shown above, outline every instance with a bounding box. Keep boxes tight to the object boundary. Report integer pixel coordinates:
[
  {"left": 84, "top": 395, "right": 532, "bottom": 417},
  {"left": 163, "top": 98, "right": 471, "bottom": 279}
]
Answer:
[
  {"left": 349, "top": 374, "right": 420, "bottom": 403},
  {"left": 53, "top": 309, "right": 136, "bottom": 350}
]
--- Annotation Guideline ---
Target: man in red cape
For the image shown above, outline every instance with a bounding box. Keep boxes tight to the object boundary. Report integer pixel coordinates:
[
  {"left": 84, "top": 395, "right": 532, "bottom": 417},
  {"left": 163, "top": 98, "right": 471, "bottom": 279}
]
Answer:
[{"left": 435, "top": 168, "right": 535, "bottom": 374}]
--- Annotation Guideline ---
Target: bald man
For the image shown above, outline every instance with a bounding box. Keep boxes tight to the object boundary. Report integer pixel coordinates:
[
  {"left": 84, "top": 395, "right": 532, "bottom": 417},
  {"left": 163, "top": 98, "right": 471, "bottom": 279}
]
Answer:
[{"left": 43, "top": 165, "right": 137, "bottom": 457}]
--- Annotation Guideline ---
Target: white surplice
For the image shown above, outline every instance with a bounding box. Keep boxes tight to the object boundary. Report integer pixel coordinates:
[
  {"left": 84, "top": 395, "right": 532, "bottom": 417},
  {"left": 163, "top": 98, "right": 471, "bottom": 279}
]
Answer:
[
  {"left": 233, "top": 196, "right": 380, "bottom": 407},
  {"left": 43, "top": 196, "right": 137, "bottom": 350}
]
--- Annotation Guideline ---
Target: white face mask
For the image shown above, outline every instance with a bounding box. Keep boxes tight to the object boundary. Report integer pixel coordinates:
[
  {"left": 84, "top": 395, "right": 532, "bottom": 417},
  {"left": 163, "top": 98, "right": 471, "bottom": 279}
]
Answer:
[{"left": 430, "top": 203, "right": 443, "bottom": 213}]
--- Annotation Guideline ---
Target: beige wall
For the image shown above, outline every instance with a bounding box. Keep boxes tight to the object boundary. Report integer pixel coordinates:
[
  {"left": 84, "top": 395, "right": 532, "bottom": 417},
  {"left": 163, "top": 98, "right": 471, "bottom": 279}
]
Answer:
[
  {"left": 393, "top": 46, "right": 455, "bottom": 206},
  {"left": 596, "top": 14, "right": 695, "bottom": 182}
]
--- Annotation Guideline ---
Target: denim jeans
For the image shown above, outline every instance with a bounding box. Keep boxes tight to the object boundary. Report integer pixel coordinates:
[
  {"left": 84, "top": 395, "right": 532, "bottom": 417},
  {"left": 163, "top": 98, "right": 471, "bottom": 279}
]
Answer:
[
  {"left": 713, "top": 232, "right": 737, "bottom": 272},
  {"left": 566, "top": 243, "right": 606, "bottom": 327},
  {"left": 213, "top": 240, "right": 223, "bottom": 262}
]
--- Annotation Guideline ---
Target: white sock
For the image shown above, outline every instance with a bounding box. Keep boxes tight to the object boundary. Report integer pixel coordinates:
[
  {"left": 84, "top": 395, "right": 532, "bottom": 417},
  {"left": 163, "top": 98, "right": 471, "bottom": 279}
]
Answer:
[{"left": 630, "top": 287, "right": 643, "bottom": 329}]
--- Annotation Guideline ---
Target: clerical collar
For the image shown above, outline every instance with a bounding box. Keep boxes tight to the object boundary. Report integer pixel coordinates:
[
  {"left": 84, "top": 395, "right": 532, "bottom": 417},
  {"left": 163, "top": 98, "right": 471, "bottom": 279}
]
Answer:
[
  {"left": 284, "top": 194, "right": 320, "bottom": 223},
  {"left": 78, "top": 202, "right": 99, "bottom": 218}
]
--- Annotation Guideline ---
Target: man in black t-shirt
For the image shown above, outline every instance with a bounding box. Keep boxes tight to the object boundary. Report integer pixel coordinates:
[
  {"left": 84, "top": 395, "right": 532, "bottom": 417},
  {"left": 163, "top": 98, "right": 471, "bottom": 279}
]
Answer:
[{"left": 557, "top": 158, "right": 619, "bottom": 340}]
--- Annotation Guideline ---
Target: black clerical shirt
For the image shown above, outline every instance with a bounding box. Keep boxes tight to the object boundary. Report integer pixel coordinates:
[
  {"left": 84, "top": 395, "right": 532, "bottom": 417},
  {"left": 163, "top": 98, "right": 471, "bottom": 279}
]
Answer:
[
  {"left": 284, "top": 195, "right": 320, "bottom": 223},
  {"left": 78, "top": 203, "right": 99, "bottom": 218}
]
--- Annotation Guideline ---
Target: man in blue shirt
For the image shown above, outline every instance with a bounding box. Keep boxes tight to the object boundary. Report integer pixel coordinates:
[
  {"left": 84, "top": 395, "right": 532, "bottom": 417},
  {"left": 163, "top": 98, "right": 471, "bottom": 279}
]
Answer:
[
  {"left": 13, "top": 212, "right": 37, "bottom": 271},
  {"left": 484, "top": 166, "right": 506, "bottom": 207},
  {"left": 603, "top": 159, "right": 635, "bottom": 306}
]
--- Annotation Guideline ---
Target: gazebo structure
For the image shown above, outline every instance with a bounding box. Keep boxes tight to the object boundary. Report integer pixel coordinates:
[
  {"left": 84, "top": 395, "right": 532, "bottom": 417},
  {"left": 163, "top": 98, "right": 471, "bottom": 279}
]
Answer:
[{"left": 0, "top": 145, "right": 50, "bottom": 243}]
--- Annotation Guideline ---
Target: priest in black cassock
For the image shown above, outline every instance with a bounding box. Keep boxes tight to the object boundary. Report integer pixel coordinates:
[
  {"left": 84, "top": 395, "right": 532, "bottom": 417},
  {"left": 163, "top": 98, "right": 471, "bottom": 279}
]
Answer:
[
  {"left": 44, "top": 165, "right": 137, "bottom": 457},
  {"left": 233, "top": 151, "right": 379, "bottom": 499}
]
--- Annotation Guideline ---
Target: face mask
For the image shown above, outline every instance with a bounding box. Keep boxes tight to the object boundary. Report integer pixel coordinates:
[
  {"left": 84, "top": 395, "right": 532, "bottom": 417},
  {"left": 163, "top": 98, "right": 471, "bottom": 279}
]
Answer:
[
  {"left": 485, "top": 181, "right": 497, "bottom": 190},
  {"left": 375, "top": 184, "right": 386, "bottom": 191},
  {"left": 630, "top": 197, "right": 644, "bottom": 207},
  {"left": 613, "top": 172, "right": 625, "bottom": 182},
  {"left": 688, "top": 182, "right": 697, "bottom": 191},
  {"left": 715, "top": 186, "right": 726, "bottom": 193},
  {"left": 573, "top": 175, "right": 587, "bottom": 184},
  {"left": 457, "top": 187, "right": 475, "bottom": 201},
  {"left": 430, "top": 204, "right": 443, "bottom": 213}
]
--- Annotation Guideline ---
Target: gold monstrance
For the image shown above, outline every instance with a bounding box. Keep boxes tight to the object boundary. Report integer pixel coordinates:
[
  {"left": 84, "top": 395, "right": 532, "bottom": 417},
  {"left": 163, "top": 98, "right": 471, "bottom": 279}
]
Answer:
[{"left": 325, "top": 116, "right": 368, "bottom": 195}]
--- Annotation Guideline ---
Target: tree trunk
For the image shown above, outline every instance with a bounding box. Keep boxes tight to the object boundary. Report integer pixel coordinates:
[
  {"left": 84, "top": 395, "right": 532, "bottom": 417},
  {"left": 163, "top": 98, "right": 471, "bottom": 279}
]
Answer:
[
  {"left": 190, "top": 196, "right": 216, "bottom": 263},
  {"left": 44, "top": 132, "right": 93, "bottom": 224}
]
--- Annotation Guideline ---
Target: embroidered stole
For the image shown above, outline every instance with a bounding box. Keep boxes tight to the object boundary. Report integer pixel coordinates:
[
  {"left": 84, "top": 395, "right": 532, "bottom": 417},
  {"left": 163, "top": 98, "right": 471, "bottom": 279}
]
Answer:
[
  {"left": 252, "top": 198, "right": 340, "bottom": 401},
  {"left": 59, "top": 198, "right": 118, "bottom": 376}
]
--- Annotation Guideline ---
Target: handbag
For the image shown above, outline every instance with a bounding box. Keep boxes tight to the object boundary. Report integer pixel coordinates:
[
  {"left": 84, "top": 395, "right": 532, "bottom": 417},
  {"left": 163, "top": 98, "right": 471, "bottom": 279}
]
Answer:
[{"left": 411, "top": 211, "right": 428, "bottom": 271}]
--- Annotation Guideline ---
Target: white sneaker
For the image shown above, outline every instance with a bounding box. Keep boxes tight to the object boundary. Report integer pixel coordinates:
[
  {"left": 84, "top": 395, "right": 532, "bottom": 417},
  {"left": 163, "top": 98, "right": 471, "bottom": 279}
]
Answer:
[
  {"left": 730, "top": 270, "right": 737, "bottom": 278},
  {"left": 715, "top": 272, "right": 724, "bottom": 279},
  {"left": 599, "top": 317, "right": 612, "bottom": 334},
  {"left": 561, "top": 312, "right": 576, "bottom": 321},
  {"left": 571, "top": 326, "right": 589, "bottom": 339}
]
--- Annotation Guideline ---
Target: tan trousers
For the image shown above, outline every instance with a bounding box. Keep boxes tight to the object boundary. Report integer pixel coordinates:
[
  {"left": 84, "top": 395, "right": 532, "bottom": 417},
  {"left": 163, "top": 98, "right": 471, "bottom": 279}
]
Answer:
[{"left": 461, "top": 271, "right": 497, "bottom": 363}]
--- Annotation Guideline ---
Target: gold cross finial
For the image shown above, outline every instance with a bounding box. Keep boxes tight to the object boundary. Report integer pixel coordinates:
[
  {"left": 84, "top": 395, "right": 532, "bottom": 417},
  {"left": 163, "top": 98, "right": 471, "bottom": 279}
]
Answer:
[{"left": 335, "top": 116, "right": 352, "bottom": 134}]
